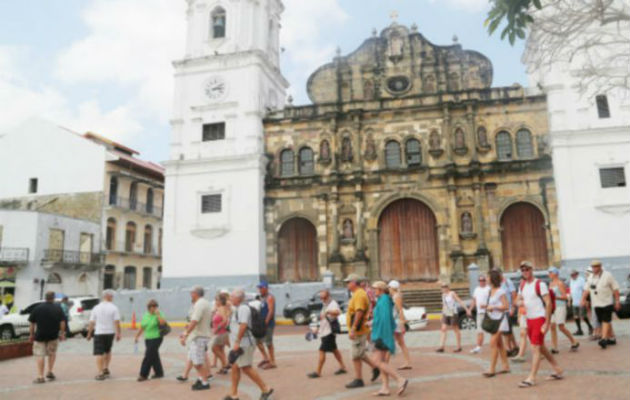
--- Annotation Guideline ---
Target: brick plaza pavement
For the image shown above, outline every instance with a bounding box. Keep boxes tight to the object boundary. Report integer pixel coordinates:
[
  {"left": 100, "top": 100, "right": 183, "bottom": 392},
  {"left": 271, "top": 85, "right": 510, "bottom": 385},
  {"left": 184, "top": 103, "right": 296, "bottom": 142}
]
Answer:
[{"left": 0, "top": 321, "right": 628, "bottom": 400}]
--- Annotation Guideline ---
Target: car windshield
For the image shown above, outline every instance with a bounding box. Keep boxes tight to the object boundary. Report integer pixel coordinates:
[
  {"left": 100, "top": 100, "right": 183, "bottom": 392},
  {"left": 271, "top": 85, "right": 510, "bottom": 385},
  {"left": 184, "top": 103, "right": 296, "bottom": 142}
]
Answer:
[{"left": 81, "top": 299, "right": 99, "bottom": 310}]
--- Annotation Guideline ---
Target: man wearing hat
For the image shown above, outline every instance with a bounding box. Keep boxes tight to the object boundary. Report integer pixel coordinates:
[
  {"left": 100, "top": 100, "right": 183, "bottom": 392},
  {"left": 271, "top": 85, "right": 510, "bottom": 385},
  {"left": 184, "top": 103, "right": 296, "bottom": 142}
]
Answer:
[
  {"left": 343, "top": 273, "right": 379, "bottom": 389},
  {"left": 569, "top": 269, "right": 592, "bottom": 336},
  {"left": 255, "top": 281, "right": 276, "bottom": 369},
  {"left": 580, "top": 260, "right": 621, "bottom": 349}
]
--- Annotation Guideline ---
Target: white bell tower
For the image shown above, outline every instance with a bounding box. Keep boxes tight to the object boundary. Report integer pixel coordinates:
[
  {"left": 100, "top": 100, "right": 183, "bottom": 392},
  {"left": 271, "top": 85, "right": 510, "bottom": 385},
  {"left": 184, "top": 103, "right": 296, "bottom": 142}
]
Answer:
[{"left": 163, "top": 0, "right": 287, "bottom": 287}]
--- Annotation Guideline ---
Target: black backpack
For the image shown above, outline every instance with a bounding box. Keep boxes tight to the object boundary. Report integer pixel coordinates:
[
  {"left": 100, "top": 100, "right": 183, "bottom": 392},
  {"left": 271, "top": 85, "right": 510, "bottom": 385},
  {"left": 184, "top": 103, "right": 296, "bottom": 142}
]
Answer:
[{"left": 248, "top": 306, "right": 267, "bottom": 339}]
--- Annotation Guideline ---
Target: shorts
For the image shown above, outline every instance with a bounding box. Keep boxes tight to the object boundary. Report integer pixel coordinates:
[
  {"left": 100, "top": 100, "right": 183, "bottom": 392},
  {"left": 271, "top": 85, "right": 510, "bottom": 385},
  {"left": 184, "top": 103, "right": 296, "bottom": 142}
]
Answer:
[
  {"left": 319, "top": 334, "right": 338, "bottom": 353},
  {"left": 211, "top": 332, "right": 229, "bottom": 347},
  {"left": 441, "top": 314, "right": 459, "bottom": 327},
  {"left": 235, "top": 346, "right": 255, "bottom": 368},
  {"left": 93, "top": 334, "right": 115, "bottom": 355},
  {"left": 257, "top": 326, "right": 274, "bottom": 347},
  {"left": 526, "top": 317, "right": 546, "bottom": 346},
  {"left": 475, "top": 312, "right": 485, "bottom": 333},
  {"left": 33, "top": 340, "right": 58, "bottom": 357},
  {"left": 351, "top": 334, "right": 368, "bottom": 360},
  {"left": 595, "top": 305, "right": 614, "bottom": 323},
  {"left": 188, "top": 337, "right": 210, "bottom": 366},
  {"left": 552, "top": 304, "right": 567, "bottom": 325}
]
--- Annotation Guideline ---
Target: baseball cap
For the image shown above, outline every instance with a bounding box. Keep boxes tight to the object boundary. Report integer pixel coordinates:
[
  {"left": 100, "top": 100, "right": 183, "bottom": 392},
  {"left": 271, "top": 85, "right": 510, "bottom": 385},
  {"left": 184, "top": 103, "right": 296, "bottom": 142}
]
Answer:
[
  {"left": 257, "top": 281, "right": 269, "bottom": 289},
  {"left": 590, "top": 260, "right": 602, "bottom": 267},
  {"left": 547, "top": 266, "right": 559, "bottom": 275},
  {"left": 570, "top": 269, "right": 579, "bottom": 275},
  {"left": 519, "top": 261, "right": 534, "bottom": 269},
  {"left": 343, "top": 273, "right": 361, "bottom": 282},
  {"left": 388, "top": 280, "right": 400, "bottom": 290}
]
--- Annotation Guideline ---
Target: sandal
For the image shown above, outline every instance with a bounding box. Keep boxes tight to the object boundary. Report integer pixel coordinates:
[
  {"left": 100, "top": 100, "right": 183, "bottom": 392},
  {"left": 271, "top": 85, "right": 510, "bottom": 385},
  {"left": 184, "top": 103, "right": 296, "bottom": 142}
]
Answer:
[
  {"left": 33, "top": 377, "right": 46, "bottom": 384},
  {"left": 223, "top": 397, "right": 239, "bottom": 400},
  {"left": 260, "top": 388, "right": 274, "bottom": 400},
  {"left": 397, "top": 366, "right": 412, "bottom": 370},
  {"left": 482, "top": 372, "right": 495, "bottom": 378},
  {"left": 373, "top": 391, "right": 390, "bottom": 397},
  {"left": 257, "top": 360, "right": 269, "bottom": 368},
  {"left": 397, "top": 379, "right": 409, "bottom": 396},
  {"left": 453, "top": 348, "right": 462, "bottom": 353},
  {"left": 518, "top": 380, "right": 534, "bottom": 388},
  {"left": 571, "top": 342, "right": 580, "bottom": 352},
  {"left": 546, "top": 374, "right": 564, "bottom": 381},
  {"left": 95, "top": 374, "right": 107, "bottom": 381},
  {"left": 176, "top": 375, "right": 188, "bottom": 382},
  {"left": 307, "top": 372, "right": 320, "bottom": 378},
  {"left": 46, "top": 372, "right": 56, "bottom": 381},
  {"left": 261, "top": 363, "right": 276, "bottom": 370},
  {"left": 334, "top": 369, "right": 347, "bottom": 375},
  {"left": 498, "top": 370, "right": 510, "bottom": 375},
  {"left": 435, "top": 348, "right": 444, "bottom": 353}
]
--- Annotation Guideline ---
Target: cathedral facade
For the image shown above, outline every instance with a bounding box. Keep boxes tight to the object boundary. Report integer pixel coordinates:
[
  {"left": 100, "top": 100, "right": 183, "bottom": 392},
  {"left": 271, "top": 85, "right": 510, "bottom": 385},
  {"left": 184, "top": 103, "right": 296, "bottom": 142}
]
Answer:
[{"left": 263, "top": 22, "right": 561, "bottom": 283}]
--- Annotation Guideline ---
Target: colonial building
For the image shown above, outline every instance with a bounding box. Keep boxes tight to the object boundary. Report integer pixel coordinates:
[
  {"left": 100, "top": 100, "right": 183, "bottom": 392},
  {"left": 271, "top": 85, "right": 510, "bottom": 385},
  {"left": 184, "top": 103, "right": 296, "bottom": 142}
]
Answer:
[
  {"left": 263, "top": 22, "right": 561, "bottom": 283},
  {"left": 162, "top": 1, "right": 560, "bottom": 286}
]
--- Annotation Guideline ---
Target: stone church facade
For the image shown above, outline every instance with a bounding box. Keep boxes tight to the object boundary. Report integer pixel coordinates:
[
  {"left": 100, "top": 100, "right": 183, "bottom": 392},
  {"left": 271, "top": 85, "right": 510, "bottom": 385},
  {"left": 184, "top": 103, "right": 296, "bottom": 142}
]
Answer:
[{"left": 263, "top": 22, "right": 561, "bottom": 283}]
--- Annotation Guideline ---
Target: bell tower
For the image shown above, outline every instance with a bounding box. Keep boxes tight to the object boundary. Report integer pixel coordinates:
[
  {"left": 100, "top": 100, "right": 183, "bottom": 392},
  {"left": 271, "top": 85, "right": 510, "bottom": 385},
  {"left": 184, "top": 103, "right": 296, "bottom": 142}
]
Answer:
[{"left": 163, "top": 0, "right": 287, "bottom": 287}]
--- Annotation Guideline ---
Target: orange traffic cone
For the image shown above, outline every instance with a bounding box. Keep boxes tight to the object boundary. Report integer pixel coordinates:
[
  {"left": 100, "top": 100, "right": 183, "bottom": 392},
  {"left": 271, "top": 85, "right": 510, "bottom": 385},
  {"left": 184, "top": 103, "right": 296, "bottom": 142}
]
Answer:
[{"left": 131, "top": 311, "right": 137, "bottom": 330}]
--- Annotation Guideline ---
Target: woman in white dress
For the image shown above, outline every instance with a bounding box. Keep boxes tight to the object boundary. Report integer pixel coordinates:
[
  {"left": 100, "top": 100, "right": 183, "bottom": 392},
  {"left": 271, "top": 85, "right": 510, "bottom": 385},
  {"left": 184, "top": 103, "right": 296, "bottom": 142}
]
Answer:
[
  {"left": 482, "top": 269, "right": 510, "bottom": 377},
  {"left": 436, "top": 283, "right": 467, "bottom": 353}
]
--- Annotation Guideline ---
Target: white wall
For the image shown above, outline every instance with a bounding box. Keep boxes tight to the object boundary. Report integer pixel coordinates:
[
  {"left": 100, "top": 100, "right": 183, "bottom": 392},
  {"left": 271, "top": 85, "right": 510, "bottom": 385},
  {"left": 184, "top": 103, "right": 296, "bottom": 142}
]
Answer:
[{"left": 0, "top": 118, "right": 106, "bottom": 198}]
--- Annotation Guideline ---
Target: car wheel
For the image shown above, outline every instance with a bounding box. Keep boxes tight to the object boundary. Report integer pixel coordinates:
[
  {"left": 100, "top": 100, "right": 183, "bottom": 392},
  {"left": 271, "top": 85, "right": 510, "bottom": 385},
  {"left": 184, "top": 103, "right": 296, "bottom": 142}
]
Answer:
[
  {"left": 0, "top": 325, "right": 15, "bottom": 340},
  {"left": 292, "top": 309, "right": 309, "bottom": 325},
  {"left": 459, "top": 315, "right": 476, "bottom": 330}
]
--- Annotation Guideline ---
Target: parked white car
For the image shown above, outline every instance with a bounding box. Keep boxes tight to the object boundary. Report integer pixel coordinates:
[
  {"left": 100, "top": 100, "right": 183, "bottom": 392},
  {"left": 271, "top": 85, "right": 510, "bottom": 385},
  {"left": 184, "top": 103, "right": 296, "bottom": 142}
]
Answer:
[
  {"left": 337, "top": 306, "right": 428, "bottom": 333},
  {"left": 0, "top": 297, "right": 99, "bottom": 340}
]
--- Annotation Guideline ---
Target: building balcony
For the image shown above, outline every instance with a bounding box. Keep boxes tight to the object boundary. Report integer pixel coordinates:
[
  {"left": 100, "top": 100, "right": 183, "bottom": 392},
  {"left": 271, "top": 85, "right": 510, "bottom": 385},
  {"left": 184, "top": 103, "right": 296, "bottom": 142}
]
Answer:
[
  {"left": 41, "top": 249, "right": 103, "bottom": 271},
  {"left": 104, "top": 242, "right": 161, "bottom": 259},
  {"left": 107, "top": 196, "right": 163, "bottom": 219},
  {"left": 0, "top": 247, "right": 30, "bottom": 266}
]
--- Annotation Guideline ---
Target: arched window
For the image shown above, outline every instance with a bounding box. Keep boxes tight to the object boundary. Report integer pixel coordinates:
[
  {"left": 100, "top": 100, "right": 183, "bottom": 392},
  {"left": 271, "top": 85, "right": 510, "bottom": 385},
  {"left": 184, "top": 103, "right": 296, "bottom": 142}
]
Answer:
[
  {"left": 280, "top": 149, "right": 294, "bottom": 176},
  {"left": 385, "top": 141, "right": 401, "bottom": 168},
  {"left": 496, "top": 131, "right": 513, "bottom": 161},
  {"left": 106, "top": 218, "right": 116, "bottom": 250},
  {"left": 103, "top": 265, "right": 115, "bottom": 290},
  {"left": 47, "top": 273, "right": 62, "bottom": 284},
  {"left": 123, "top": 266, "right": 136, "bottom": 290},
  {"left": 405, "top": 139, "right": 422, "bottom": 167},
  {"left": 146, "top": 188, "right": 154, "bottom": 214},
  {"left": 211, "top": 7, "right": 226, "bottom": 39},
  {"left": 143, "top": 225, "right": 153, "bottom": 254},
  {"left": 299, "top": 147, "right": 314, "bottom": 175},
  {"left": 129, "top": 182, "right": 138, "bottom": 210},
  {"left": 109, "top": 177, "right": 118, "bottom": 205},
  {"left": 125, "top": 222, "right": 136, "bottom": 252},
  {"left": 516, "top": 129, "right": 534, "bottom": 159}
]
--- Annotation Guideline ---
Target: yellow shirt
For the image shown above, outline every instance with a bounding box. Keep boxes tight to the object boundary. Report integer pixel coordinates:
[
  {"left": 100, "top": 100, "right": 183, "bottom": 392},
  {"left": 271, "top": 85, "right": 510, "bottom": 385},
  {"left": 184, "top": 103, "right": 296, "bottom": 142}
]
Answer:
[{"left": 347, "top": 288, "right": 370, "bottom": 336}]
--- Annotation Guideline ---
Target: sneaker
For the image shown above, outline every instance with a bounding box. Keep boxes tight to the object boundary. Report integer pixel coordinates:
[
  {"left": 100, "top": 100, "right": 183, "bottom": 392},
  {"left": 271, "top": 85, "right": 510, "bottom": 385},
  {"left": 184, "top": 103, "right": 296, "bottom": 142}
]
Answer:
[
  {"left": 470, "top": 346, "right": 481, "bottom": 354},
  {"left": 598, "top": 339, "right": 608, "bottom": 349},
  {"left": 607, "top": 338, "right": 617, "bottom": 346},
  {"left": 176, "top": 375, "right": 188, "bottom": 382},
  {"left": 573, "top": 330, "right": 584, "bottom": 336},
  {"left": 191, "top": 380, "right": 210, "bottom": 391},
  {"left": 307, "top": 372, "right": 320, "bottom": 379},
  {"left": 334, "top": 369, "right": 347, "bottom": 375},
  {"left": 345, "top": 379, "right": 365, "bottom": 389},
  {"left": 371, "top": 367, "right": 380, "bottom": 382}
]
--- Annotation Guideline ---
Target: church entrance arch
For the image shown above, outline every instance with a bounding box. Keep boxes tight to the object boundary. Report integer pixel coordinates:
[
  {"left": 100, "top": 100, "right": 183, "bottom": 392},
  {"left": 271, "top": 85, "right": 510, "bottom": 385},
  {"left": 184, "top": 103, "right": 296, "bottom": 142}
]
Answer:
[
  {"left": 277, "top": 218, "right": 318, "bottom": 282},
  {"left": 378, "top": 199, "right": 439, "bottom": 281},
  {"left": 500, "top": 202, "right": 549, "bottom": 271}
]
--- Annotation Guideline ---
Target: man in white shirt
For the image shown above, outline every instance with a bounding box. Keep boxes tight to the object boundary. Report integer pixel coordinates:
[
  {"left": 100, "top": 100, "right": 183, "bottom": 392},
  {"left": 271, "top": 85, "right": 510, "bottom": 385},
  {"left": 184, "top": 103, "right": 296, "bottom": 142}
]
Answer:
[
  {"left": 87, "top": 290, "right": 121, "bottom": 381},
  {"left": 179, "top": 286, "right": 212, "bottom": 391},
  {"left": 307, "top": 289, "right": 347, "bottom": 378},
  {"left": 467, "top": 275, "right": 490, "bottom": 354},
  {"left": 516, "top": 261, "right": 563, "bottom": 388},
  {"left": 569, "top": 270, "right": 592, "bottom": 336},
  {"left": 580, "top": 260, "right": 621, "bottom": 349}
]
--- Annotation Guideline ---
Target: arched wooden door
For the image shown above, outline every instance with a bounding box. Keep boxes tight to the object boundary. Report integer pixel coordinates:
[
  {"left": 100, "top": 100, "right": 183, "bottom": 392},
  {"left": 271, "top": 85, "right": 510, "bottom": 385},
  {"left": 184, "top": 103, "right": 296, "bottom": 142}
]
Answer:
[
  {"left": 277, "top": 218, "right": 318, "bottom": 282},
  {"left": 500, "top": 202, "right": 549, "bottom": 271},
  {"left": 378, "top": 199, "right": 439, "bottom": 281}
]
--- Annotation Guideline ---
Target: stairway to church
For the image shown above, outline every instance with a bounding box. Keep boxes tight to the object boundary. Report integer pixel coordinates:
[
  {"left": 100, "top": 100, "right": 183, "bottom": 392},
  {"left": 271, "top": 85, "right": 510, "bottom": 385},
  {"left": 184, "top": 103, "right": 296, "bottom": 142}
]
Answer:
[{"left": 401, "top": 286, "right": 470, "bottom": 313}]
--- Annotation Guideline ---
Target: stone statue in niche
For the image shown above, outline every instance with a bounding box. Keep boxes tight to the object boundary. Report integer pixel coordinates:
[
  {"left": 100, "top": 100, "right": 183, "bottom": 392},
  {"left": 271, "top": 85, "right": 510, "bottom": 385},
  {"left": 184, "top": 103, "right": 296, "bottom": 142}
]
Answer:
[
  {"left": 429, "top": 130, "right": 441, "bottom": 150},
  {"left": 343, "top": 219, "right": 354, "bottom": 239},
  {"left": 364, "top": 134, "right": 377, "bottom": 161},
  {"left": 341, "top": 137, "right": 353, "bottom": 162},
  {"left": 461, "top": 212, "right": 473, "bottom": 233},
  {"left": 319, "top": 139, "right": 331, "bottom": 162},
  {"left": 455, "top": 128, "right": 466, "bottom": 148},
  {"left": 477, "top": 126, "right": 489, "bottom": 148}
]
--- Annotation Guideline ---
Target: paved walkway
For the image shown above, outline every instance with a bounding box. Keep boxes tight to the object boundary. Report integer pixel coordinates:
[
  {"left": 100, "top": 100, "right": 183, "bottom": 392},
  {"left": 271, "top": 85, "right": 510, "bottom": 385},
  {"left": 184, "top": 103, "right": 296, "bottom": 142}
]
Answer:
[{"left": 1, "top": 321, "right": 628, "bottom": 399}]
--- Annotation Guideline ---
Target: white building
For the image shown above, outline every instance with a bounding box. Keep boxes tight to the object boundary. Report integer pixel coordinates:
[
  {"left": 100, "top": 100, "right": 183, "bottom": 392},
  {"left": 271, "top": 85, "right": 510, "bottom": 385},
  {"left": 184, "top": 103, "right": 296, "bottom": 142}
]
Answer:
[
  {"left": 162, "top": 0, "right": 287, "bottom": 287},
  {"left": 524, "top": 8, "right": 630, "bottom": 274},
  {"left": 0, "top": 210, "right": 101, "bottom": 308}
]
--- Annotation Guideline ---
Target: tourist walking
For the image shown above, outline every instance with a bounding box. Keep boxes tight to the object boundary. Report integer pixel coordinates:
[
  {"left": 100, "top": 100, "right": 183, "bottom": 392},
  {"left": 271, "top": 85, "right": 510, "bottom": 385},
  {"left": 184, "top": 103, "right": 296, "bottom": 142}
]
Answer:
[
  {"left": 498, "top": 270, "right": 518, "bottom": 356},
  {"left": 211, "top": 292, "right": 231, "bottom": 374},
  {"left": 369, "top": 281, "right": 409, "bottom": 397},
  {"left": 256, "top": 281, "right": 277, "bottom": 369},
  {"left": 226, "top": 289, "right": 273, "bottom": 400},
  {"left": 307, "top": 288, "right": 347, "bottom": 378},
  {"left": 179, "top": 286, "right": 213, "bottom": 390},
  {"left": 516, "top": 261, "right": 563, "bottom": 388},
  {"left": 580, "top": 260, "right": 621, "bottom": 349},
  {"left": 134, "top": 299, "right": 166, "bottom": 381},
  {"left": 387, "top": 280, "right": 412, "bottom": 369},
  {"left": 436, "top": 283, "right": 467, "bottom": 353},
  {"left": 344, "top": 273, "right": 379, "bottom": 389},
  {"left": 28, "top": 291, "right": 66, "bottom": 384},
  {"left": 87, "top": 290, "right": 121, "bottom": 381},
  {"left": 481, "top": 270, "right": 510, "bottom": 377},
  {"left": 585, "top": 266, "right": 602, "bottom": 340},
  {"left": 177, "top": 301, "right": 211, "bottom": 383},
  {"left": 467, "top": 274, "right": 490, "bottom": 354},
  {"left": 548, "top": 267, "right": 580, "bottom": 353},
  {"left": 569, "top": 269, "right": 592, "bottom": 336}
]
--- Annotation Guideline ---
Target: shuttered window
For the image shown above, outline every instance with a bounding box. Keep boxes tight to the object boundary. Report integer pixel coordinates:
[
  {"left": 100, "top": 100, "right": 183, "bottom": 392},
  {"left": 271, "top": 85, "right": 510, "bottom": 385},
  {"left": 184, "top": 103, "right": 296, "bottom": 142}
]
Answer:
[
  {"left": 385, "top": 141, "right": 401, "bottom": 168},
  {"left": 596, "top": 95, "right": 610, "bottom": 118},
  {"left": 405, "top": 139, "right": 422, "bottom": 167},
  {"left": 496, "top": 131, "right": 513, "bottom": 161},
  {"left": 599, "top": 168, "right": 626, "bottom": 188},
  {"left": 516, "top": 129, "right": 534, "bottom": 159},
  {"left": 299, "top": 147, "right": 314, "bottom": 175},
  {"left": 202, "top": 122, "right": 225, "bottom": 141},
  {"left": 201, "top": 194, "right": 222, "bottom": 213},
  {"left": 280, "top": 149, "right": 294, "bottom": 176}
]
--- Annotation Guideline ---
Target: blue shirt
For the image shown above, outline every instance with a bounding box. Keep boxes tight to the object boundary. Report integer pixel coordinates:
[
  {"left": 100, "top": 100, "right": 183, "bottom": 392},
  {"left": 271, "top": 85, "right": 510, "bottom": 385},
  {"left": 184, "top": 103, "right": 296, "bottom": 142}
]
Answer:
[
  {"left": 569, "top": 276, "right": 585, "bottom": 305},
  {"left": 501, "top": 279, "right": 516, "bottom": 308},
  {"left": 260, "top": 294, "right": 275, "bottom": 329}
]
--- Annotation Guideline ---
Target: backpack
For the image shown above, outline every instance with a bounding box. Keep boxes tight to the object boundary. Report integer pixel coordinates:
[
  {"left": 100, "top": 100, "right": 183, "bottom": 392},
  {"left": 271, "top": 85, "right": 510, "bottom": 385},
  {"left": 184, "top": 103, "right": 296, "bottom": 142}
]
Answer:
[
  {"left": 248, "top": 305, "right": 267, "bottom": 339},
  {"left": 520, "top": 279, "right": 556, "bottom": 314}
]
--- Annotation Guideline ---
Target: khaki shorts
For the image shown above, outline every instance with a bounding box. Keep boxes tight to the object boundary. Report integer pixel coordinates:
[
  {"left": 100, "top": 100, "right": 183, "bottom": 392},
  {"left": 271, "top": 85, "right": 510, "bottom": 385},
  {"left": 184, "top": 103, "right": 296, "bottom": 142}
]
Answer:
[
  {"left": 351, "top": 334, "right": 368, "bottom": 360},
  {"left": 33, "top": 340, "right": 58, "bottom": 357},
  {"left": 236, "top": 346, "right": 255, "bottom": 368},
  {"left": 211, "top": 332, "right": 229, "bottom": 348}
]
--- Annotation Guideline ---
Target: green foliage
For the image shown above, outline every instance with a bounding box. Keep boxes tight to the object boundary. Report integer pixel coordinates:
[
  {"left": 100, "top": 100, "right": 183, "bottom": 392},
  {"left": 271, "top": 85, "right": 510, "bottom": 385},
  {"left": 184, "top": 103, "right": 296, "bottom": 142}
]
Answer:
[{"left": 485, "top": 0, "right": 542, "bottom": 45}]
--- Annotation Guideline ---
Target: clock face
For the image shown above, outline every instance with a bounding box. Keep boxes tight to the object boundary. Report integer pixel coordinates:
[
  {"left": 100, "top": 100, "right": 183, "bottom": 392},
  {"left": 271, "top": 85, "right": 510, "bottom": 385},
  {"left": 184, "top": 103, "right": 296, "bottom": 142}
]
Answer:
[{"left": 204, "top": 76, "right": 227, "bottom": 101}]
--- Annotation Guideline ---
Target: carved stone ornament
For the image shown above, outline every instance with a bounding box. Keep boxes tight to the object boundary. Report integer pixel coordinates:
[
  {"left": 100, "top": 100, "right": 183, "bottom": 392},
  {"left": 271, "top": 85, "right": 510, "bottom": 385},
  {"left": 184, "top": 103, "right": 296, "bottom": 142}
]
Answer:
[
  {"left": 341, "top": 137, "right": 353, "bottom": 162},
  {"left": 453, "top": 127, "right": 468, "bottom": 155},
  {"left": 428, "top": 130, "right": 444, "bottom": 158},
  {"left": 364, "top": 134, "right": 377, "bottom": 161},
  {"left": 476, "top": 126, "right": 491, "bottom": 153}
]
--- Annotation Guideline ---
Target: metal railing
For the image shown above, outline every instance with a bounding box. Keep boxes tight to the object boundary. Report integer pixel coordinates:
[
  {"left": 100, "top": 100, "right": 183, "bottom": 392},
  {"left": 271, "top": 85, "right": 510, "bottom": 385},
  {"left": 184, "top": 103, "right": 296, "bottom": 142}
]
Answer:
[
  {"left": 107, "top": 196, "right": 163, "bottom": 218},
  {"left": 42, "top": 249, "right": 102, "bottom": 266},
  {"left": 0, "top": 247, "right": 29, "bottom": 264},
  {"left": 105, "top": 241, "right": 161, "bottom": 257}
]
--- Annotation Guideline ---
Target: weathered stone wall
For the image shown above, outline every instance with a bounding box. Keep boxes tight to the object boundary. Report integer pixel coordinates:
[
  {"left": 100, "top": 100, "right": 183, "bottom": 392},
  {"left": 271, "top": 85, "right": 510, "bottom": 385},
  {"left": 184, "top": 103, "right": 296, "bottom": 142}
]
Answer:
[{"left": 0, "top": 192, "right": 103, "bottom": 224}]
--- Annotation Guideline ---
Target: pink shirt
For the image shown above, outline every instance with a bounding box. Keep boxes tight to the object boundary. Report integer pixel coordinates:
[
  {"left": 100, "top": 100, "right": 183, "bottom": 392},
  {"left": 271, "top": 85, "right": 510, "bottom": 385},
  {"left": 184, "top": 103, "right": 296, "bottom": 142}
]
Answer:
[{"left": 212, "top": 313, "right": 228, "bottom": 335}]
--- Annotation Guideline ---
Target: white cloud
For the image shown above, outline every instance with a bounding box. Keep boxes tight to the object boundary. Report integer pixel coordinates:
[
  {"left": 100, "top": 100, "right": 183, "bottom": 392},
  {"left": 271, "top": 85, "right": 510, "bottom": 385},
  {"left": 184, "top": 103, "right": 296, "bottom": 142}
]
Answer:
[{"left": 429, "top": 0, "right": 488, "bottom": 12}]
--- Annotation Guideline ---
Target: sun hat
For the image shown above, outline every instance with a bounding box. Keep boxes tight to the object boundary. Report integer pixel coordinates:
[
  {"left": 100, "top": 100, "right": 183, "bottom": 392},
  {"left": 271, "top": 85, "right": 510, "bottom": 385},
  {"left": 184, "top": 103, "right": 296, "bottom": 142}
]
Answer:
[
  {"left": 388, "top": 280, "right": 400, "bottom": 290},
  {"left": 372, "top": 281, "right": 387, "bottom": 290}
]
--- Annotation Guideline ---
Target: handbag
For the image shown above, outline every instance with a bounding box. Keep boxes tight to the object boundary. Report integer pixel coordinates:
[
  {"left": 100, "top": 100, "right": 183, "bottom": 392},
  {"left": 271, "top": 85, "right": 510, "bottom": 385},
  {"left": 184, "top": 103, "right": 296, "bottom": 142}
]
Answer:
[
  {"left": 159, "top": 321, "right": 171, "bottom": 337},
  {"left": 481, "top": 292, "right": 501, "bottom": 334}
]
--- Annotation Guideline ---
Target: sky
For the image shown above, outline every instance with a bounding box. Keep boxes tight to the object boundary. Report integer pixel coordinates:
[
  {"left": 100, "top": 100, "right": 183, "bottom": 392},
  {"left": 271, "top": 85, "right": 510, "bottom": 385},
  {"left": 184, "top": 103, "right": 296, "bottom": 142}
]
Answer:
[{"left": 0, "top": 0, "right": 526, "bottom": 163}]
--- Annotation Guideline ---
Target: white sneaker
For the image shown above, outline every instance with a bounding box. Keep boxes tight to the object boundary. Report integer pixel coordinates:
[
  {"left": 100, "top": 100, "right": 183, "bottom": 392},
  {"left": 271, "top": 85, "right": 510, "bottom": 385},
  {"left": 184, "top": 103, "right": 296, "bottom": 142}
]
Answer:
[{"left": 470, "top": 346, "right": 481, "bottom": 354}]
